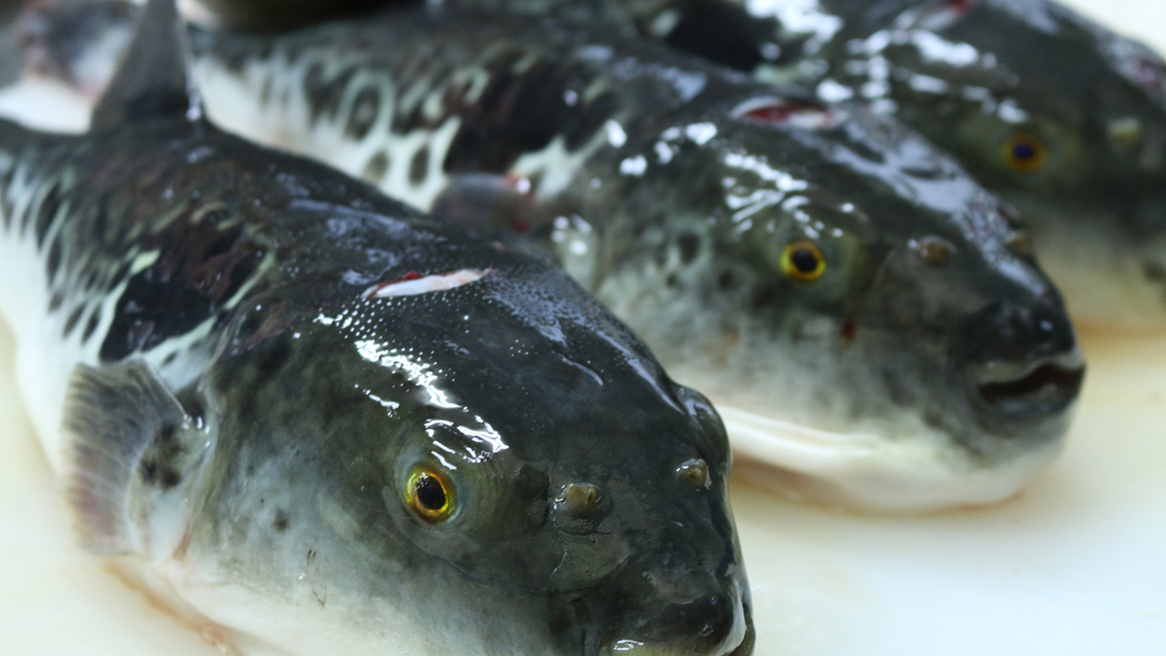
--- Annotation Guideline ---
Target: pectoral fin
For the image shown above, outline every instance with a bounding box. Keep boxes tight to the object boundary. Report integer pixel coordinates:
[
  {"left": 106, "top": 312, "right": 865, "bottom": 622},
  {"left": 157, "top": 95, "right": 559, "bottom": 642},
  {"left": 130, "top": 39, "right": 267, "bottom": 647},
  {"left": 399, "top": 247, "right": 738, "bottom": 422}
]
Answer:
[{"left": 64, "top": 359, "right": 191, "bottom": 555}]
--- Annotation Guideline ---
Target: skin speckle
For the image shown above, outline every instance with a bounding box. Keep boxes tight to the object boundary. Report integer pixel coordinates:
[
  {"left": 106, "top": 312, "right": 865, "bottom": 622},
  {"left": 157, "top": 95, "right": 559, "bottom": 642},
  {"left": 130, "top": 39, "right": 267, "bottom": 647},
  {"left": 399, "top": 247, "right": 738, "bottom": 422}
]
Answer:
[
  {"left": 677, "top": 232, "right": 700, "bottom": 265},
  {"left": 45, "top": 235, "right": 62, "bottom": 283},
  {"left": 345, "top": 84, "right": 381, "bottom": 141},
  {"left": 717, "top": 270, "right": 736, "bottom": 290},
  {"left": 62, "top": 304, "right": 84, "bottom": 337},
  {"left": 362, "top": 151, "right": 390, "bottom": 183},
  {"left": 409, "top": 145, "right": 429, "bottom": 186},
  {"left": 273, "top": 509, "right": 290, "bottom": 532},
  {"left": 303, "top": 60, "right": 357, "bottom": 124},
  {"left": 81, "top": 309, "right": 101, "bottom": 343},
  {"left": 140, "top": 459, "right": 182, "bottom": 490},
  {"left": 33, "top": 182, "right": 62, "bottom": 247},
  {"left": 0, "top": 168, "right": 15, "bottom": 229},
  {"left": 259, "top": 73, "right": 274, "bottom": 105}
]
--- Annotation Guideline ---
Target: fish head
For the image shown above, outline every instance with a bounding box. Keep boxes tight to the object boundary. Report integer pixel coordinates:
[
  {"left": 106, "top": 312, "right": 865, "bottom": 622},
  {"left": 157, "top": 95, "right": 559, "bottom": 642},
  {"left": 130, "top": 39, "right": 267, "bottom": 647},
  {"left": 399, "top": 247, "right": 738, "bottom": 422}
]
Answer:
[
  {"left": 194, "top": 239, "right": 751, "bottom": 654},
  {"left": 846, "top": 0, "right": 1166, "bottom": 252},
  {"left": 594, "top": 94, "right": 1082, "bottom": 510}
]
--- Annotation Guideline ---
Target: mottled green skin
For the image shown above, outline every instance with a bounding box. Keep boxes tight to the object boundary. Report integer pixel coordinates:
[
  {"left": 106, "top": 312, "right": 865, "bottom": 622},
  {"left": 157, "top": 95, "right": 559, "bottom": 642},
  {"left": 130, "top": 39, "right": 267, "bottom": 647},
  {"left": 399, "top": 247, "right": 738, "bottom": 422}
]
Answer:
[
  {"left": 191, "top": 8, "right": 1081, "bottom": 473},
  {"left": 15, "top": 0, "right": 1086, "bottom": 505},
  {"left": 0, "top": 114, "right": 752, "bottom": 654}
]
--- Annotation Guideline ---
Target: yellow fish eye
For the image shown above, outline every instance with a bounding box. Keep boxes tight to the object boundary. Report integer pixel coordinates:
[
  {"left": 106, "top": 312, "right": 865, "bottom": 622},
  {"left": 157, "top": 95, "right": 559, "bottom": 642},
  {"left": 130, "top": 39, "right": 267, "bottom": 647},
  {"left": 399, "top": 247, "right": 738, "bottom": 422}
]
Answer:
[
  {"left": 406, "top": 467, "right": 455, "bottom": 523},
  {"left": 781, "top": 241, "right": 826, "bottom": 282},
  {"left": 1001, "top": 133, "right": 1048, "bottom": 173}
]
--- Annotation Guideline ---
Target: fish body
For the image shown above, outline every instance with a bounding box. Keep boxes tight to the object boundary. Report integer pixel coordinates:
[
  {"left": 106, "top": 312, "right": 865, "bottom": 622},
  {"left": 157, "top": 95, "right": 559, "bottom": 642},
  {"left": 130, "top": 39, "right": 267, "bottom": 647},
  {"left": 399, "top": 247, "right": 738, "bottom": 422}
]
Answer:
[
  {"left": 431, "top": 0, "right": 1166, "bottom": 327},
  {"left": 16, "top": 1, "right": 1086, "bottom": 511},
  {"left": 0, "top": 2, "right": 753, "bottom": 654},
  {"left": 186, "top": 7, "right": 1085, "bottom": 510}
]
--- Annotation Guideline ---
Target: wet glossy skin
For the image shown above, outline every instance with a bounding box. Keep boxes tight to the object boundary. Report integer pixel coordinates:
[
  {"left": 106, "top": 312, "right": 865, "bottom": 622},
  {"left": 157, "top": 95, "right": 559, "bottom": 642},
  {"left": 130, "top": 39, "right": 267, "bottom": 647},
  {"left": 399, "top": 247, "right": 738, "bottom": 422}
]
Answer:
[
  {"left": 16, "top": 1, "right": 1086, "bottom": 508},
  {"left": 436, "top": 0, "right": 1166, "bottom": 325},
  {"left": 186, "top": 8, "right": 1083, "bottom": 508},
  {"left": 0, "top": 112, "right": 752, "bottom": 654}
]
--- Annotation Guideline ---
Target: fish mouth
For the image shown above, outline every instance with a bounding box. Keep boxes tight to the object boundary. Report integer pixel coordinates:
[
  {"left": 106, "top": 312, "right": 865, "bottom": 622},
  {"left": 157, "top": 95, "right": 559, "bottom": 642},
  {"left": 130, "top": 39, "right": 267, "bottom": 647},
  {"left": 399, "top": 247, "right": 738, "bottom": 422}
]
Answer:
[
  {"left": 973, "top": 351, "right": 1086, "bottom": 418},
  {"left": 597, "top": 577, "right": 753, "bottom": 656}
]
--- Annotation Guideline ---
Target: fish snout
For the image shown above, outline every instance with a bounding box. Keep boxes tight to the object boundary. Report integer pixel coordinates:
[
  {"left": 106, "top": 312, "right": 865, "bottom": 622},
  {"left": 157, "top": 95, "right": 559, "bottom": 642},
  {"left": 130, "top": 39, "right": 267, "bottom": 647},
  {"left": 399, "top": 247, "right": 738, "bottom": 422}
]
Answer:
[
  {"left": 598, "top": 573, "right": 753, "bottom": 656},
  {"left": 958, "top": 300, "right": 1085, "bottom": 423}
]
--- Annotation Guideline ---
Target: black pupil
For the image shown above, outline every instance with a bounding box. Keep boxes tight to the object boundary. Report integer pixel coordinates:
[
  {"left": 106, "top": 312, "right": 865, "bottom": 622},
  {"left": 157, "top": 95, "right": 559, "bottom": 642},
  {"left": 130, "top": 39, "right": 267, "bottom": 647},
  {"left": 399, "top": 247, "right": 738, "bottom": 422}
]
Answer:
[
  {"left": 1013, "top": 142, "right": 1037, "bottom": 161},
  {"left": 791, "top": 247, "right": 819, "bottom": 274},
  {"left": 414, "top": 474, "right": 446, "bottom": 511}
]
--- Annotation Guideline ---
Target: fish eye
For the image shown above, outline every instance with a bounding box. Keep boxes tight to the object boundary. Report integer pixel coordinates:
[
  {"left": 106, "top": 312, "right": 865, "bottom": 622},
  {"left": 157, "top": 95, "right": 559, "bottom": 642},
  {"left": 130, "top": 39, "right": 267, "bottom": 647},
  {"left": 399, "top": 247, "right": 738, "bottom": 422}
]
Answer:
[
  {"left": 677, "top": 459, "right": 711, "bottom": 490},
  {"left": 915, "top": 236, "right": 955, "bottom": 266},
  {"left": 1107, "top": 116, "right": 1144, "bottom": 152},
  {"left": 781, "top": 241, "right": 826, "bottom": 282},
  {"left": 556, "top": 483, "right": 602, "bottom": 516},
  {"left": 1006, "top": 230, "right": 1033, "bottom": 257},
  {"left": 1001, "top": 133, "right": 1048, "bottom": 173},
  {"left": 405, "top": 466, "right": 455, "bottom": 523}
]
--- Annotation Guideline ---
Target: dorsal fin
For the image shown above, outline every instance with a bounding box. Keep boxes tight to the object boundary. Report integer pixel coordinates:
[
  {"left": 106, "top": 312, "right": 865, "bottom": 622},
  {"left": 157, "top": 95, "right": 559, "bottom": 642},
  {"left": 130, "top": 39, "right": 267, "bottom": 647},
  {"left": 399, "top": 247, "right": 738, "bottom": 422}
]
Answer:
[{"left": 90, "top": 0, "right": 201, "bottom": 130}]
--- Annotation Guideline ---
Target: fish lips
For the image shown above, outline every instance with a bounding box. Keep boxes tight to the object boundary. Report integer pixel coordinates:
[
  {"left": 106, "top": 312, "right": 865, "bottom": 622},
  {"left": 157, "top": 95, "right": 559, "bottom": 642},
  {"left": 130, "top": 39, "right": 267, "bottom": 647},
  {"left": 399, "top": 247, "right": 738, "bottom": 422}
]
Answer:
[
  {"left": 588, "top": 570, "right": 754, "bottom": 656},
  {"left": 950, "top": 300, "right": 1086, "bottom": 436},
  {"left": 969, "top": 348, "right": 1087, "bottom": 420}
]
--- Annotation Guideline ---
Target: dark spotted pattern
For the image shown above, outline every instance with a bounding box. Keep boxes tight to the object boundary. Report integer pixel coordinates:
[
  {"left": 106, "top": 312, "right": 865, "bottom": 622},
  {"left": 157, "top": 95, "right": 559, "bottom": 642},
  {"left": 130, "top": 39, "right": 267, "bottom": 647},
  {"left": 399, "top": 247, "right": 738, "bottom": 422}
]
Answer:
[
  {"left": 82, "top": 309, "right": 101, "bottom": 343},
  {"left": 409, "top": 146, "right": 428, "bottom": 185},
  {"left": 363, "top": 150, "right": 389, "bottom": 182},
  {"left": 199, "top": 23, "right": 619, "bottom": 186},
  {"left": 345, "top": 84, "right": 381, "bottom": 141},
  {"left": 102, "top": 217, "right": 264, "bottom": 361},
  {"left": 34, "top": 182, "right": 62, "bottom": 248},
  {"left": 138, "top": 423, "right": 184, "bottom": 490},
  {"left": 303, "top": 62, "right": 357, "bottom": 125},
  {"left": 444, "top": 57, "right": 617, "bottom": 173},
  {"left": 183, "top": 5, "right": 1085, "bottom": 493},
  {"left": 62, "top": 304, "right": 84, "bottom": 337},
  {"left": 46, "top": 235, "right": 63, "bottom": 282}
]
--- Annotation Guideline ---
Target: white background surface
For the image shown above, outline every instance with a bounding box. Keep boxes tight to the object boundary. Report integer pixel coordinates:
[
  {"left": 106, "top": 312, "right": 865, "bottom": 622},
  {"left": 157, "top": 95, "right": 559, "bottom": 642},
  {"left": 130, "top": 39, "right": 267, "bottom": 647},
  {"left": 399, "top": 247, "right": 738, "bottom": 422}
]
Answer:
[{"left": 2, "top": 1, "right": 1166, "bottom": 655}]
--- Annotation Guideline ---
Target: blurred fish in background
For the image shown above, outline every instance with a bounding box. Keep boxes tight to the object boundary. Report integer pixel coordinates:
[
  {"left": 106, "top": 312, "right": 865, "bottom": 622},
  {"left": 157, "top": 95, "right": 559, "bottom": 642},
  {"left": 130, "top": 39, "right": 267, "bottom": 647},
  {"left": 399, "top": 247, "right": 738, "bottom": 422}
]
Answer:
[{"left": 431, "top": 0, "right": 1166, "bottom": 328}]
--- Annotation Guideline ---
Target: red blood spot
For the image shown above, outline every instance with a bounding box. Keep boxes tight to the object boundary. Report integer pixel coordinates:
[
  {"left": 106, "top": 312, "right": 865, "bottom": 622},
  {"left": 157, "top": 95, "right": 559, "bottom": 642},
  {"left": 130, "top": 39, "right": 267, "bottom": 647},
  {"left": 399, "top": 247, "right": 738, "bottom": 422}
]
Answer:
[
  {"left": 510, "top": 218, "right": 532, "bottom": 235},
  {"left": 367, "top": 271, "right": 424, "bottom": 297},
  {"left": 740, "top": 99, "right": 841, "bottom": 130},
  {"left": 743, "top": 100, "right": 830, "bottom": 124},
  {"left": 948, "top": 0, "right": 974, "bottom": 17},
  {"left": 839, "top": 318, "right": 857, "bottom": 344}
]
